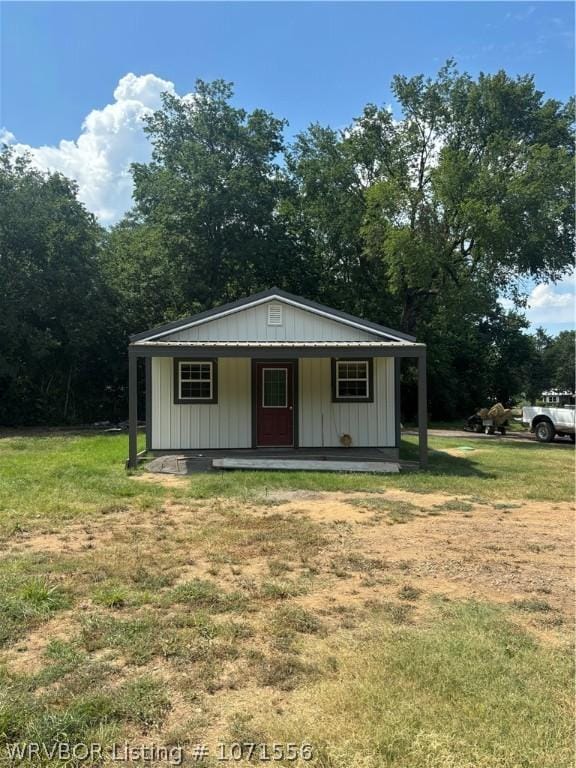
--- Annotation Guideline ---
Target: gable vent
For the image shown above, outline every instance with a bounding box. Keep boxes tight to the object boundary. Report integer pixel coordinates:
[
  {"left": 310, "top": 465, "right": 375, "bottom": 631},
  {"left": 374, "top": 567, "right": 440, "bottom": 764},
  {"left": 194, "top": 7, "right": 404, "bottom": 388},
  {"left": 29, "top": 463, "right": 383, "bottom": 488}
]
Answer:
[{"left": 267, "top": 303, "right": 283, "bottom": 326}]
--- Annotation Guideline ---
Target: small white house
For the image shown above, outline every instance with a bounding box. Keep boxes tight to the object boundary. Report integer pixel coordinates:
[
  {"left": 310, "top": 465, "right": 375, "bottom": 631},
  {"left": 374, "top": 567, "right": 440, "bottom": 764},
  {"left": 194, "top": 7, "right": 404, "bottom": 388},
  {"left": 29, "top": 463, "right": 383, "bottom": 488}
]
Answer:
[
  {"left": 127, "top": 289, "right": 427, "bottom": 467},
  {"left": 541, "top": 390, "right": 574, "bottom": 406}
]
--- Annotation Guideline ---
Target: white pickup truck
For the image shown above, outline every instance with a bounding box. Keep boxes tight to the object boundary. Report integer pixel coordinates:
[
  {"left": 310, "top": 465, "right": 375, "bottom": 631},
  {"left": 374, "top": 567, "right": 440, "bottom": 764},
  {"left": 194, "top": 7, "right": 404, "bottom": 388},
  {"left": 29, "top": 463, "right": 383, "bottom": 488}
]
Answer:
[{"left": 521, "top": 406, "right": 575, "bottom": 443}]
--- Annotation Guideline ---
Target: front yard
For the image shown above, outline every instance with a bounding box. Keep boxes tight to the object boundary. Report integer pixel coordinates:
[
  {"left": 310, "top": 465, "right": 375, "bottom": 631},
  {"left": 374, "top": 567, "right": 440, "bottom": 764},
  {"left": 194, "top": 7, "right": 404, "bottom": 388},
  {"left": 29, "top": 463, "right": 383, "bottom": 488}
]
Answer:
[{"left": 0, "top": 432, "right": 574, "bottom": 767}]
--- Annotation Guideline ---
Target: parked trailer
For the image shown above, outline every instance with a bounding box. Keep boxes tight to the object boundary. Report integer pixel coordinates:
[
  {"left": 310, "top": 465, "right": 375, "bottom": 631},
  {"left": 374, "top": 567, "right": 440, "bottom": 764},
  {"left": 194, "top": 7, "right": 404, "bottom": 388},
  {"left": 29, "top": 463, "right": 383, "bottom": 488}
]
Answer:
[
  {"left": 465, "top": 403, "right": 513, "bottom": 435},
  {"left": 521, "top": 406, "right": 575, "bottom": 443}
]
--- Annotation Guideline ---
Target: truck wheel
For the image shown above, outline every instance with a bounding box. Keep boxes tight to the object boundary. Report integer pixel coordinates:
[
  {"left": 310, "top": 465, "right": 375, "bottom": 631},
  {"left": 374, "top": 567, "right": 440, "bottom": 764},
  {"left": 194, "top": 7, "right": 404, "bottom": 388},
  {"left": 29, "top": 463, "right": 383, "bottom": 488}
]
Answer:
[
  {"left": 499, "top": 427, "right": 506, "bottom": 435},
  {"left": 569, "top": 434, "right": 575, "bottom": 443},
  {"left": 534, "top": 420, "right": 555, "bottom": 443},
  {"left": 485, "top": 426, "right": 495, "bottom": 435}
]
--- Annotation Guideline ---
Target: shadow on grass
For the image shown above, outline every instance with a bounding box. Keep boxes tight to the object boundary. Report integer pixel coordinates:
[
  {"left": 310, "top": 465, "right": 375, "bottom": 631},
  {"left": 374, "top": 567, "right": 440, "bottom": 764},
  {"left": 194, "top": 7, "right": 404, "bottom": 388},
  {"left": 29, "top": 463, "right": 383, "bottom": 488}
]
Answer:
[
  {"left": 0, "top": 427, "right": 135, "bottom": 440},
  {"left": 400, "top": 439, "right": 494, "bottom": 479}
]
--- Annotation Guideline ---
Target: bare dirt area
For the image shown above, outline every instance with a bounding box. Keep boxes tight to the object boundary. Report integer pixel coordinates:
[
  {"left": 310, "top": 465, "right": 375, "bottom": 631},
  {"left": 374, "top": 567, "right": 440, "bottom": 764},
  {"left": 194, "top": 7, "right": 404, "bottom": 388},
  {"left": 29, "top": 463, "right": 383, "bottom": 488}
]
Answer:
[
  {"left": 260, "top": 489, "right": 575, "bottom": 628},
  {"left": 7, "top": 483, "right": 574, "bottom": 632}
]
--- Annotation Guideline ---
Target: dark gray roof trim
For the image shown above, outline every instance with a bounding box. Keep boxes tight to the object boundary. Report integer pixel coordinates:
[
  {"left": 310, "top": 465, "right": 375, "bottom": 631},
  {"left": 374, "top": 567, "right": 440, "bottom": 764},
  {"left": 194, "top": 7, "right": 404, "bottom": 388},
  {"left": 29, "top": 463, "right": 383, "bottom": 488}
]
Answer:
[{"left": 129, "top": 287, "right": 416, "bottom": 343}]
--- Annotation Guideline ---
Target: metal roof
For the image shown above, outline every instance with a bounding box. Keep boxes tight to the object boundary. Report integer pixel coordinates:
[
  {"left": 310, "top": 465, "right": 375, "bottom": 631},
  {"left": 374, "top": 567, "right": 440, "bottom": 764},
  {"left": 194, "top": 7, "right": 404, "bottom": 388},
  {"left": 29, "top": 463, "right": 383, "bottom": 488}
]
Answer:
[{"left": 132, "top": 340, "right": 422, "bottom": 348}]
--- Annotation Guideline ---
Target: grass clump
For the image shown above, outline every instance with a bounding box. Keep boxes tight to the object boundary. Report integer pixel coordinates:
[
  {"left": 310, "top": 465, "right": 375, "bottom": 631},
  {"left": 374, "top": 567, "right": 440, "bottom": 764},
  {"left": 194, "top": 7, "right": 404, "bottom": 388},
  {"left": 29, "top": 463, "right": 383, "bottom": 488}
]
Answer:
[
  {"left": 79, "top": 613, "right": 162, "bottom": 664},
  {"left": 165, "top": 579, "right": 247, "bottom": 613},
  {"left": 512, "top": 598, "right": 555, "bottom": 613},
  {"left": 0, "top": 577, "right": 71, "bottom": 647},
  {"left": 342, "top": 553, "right": 387, "bottom": 572},
  {"left": 116, "top": 675, "right": 171, "bottom": 729},
  {"left": 272, "top": 606, "right": 325, "bottom": 636},
  {"left": 260, "top": 580, "right": 307, "bottom": 600},
  {"left": 350, "top": 497, "right": 422, "bottom": 524},
  {"left": 254, "top": 654, "right": 318, "bottom": 691},
  {"left": 91, "top": 584, "right": 130, "bottom": 609},
  {"left": 433, "top": 499, "right": 474, "bottom": 512},
  {"left": 0, "top": 672, "right": 170, "bottom": 752},
  {"left": 267, "top": 559, "right": 293, "bottom": 577},
  {"left": 398, "top": 584, "right": 423, "bottom": 602}
]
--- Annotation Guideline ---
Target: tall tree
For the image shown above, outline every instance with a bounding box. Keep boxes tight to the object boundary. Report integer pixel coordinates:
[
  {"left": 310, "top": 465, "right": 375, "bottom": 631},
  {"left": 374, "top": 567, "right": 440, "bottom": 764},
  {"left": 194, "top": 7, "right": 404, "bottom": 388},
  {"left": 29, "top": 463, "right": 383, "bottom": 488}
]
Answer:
[
  {"left": 131, "top": 80, "right": 298, "bottom": 309},
  {"left": 100, "top": 215, "right": 187, "bottom": 337},
  {"left": 284, "top": 120, "right": 396, "bottom": 320},
  {"left": 0, "top": 149, "right": 112, "bottom": 423},
  {"left": 361, "top": 62, "right": 574, "bottom": 333},
  {"left": 287, "top": 63, "right": 573, "bottom": 417}
]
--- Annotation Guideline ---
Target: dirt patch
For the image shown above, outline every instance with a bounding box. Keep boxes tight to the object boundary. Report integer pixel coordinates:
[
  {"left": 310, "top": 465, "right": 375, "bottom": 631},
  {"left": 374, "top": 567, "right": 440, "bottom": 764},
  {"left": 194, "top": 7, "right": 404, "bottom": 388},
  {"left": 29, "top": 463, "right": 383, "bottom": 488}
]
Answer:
[
  {"left": 285, "top": 491, "right": 575, "bottom": 623},
  {"left": 133, "top": 473, "right": 190, "bottom": 488},
  {"left": 5, "top": 613, "right": 79, "bottom": 675},
  {"left": 5, "top": 488, "right": 573, "bottom": 621}
]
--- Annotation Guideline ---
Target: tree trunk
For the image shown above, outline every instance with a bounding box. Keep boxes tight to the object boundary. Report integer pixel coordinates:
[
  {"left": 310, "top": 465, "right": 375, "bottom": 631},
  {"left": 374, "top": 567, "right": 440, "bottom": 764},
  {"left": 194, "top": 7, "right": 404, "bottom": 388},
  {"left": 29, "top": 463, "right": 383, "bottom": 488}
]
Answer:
[{"left": 63, "top": 367, "right": 73, "bottom": 421}]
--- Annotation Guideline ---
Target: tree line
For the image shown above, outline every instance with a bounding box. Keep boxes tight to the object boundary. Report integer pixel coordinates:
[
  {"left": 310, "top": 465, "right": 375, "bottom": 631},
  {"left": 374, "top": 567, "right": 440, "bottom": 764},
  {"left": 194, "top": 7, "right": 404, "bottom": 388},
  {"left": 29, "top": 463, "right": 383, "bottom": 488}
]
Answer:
[{"left": 0, "top": 62, "right": 573, "bottom": 425}]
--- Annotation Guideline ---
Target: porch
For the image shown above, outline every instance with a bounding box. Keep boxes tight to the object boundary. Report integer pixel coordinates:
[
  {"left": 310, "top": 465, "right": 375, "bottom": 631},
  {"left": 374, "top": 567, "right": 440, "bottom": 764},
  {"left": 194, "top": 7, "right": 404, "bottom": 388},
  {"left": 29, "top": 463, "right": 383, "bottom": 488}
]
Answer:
[
  {"left": 128, "top": 341, "right": 428, "bottom": 470},
  {"left": 143, "top": 446, "right": 404, "bottom": 474}
]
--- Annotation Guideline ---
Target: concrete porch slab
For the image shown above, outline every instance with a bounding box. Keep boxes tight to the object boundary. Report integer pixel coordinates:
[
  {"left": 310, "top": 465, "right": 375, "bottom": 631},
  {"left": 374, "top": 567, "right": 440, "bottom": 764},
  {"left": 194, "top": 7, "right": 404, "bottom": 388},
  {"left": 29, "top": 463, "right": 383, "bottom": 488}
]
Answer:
[
  {"left": 212, "top": 458, "right": 400, "bottom": 473},
  {"left": 144, "top": 447, "right": 400, "bottom": 475}
]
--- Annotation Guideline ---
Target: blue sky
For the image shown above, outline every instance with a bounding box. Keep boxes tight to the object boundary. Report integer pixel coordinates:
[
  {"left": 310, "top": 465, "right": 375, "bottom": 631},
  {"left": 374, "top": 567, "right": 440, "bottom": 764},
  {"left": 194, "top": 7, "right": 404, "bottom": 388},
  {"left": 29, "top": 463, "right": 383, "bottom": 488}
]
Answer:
[
  {"left": 1, "top": 1, "right": 574, "bottom": 331},
  {"left": 2, "top": 2, "right": 574, "bottom": 145}
]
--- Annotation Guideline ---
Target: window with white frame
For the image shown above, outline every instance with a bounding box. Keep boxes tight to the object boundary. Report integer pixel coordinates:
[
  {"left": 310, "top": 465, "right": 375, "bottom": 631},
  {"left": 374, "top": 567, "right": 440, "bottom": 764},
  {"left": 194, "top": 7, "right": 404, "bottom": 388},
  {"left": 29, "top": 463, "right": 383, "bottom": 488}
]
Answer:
[
  {"left": 332, "top": 359, "right": 373, "bottom": 401},
  {"left": 174, "top": 359, "right": 217, "bottom": 403}
]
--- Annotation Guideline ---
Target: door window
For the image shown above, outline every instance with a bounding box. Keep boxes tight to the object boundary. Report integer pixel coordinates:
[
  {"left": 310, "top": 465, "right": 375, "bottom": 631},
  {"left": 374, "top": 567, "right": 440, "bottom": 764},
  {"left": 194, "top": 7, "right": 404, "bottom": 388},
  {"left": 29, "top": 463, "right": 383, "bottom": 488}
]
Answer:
[{"left": 262, "top": 368, "right": 287, "bottom": 407}]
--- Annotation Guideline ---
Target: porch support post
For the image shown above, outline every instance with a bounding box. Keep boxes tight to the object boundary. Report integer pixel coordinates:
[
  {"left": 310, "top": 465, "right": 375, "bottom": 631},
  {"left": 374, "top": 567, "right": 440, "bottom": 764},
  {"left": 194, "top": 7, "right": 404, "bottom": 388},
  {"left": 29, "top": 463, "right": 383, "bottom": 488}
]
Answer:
[
  {"left": 417, "top": 348, "right": 428, "bottom": 468},
  {"left": 394, "top": 357, "right": 401, "bottom": 449},
  {"left": 128, "top": 347, "right": 138, "bottom": 469},
  {"left": 145, "top": 357, "right": 152, "bottom": 451}
]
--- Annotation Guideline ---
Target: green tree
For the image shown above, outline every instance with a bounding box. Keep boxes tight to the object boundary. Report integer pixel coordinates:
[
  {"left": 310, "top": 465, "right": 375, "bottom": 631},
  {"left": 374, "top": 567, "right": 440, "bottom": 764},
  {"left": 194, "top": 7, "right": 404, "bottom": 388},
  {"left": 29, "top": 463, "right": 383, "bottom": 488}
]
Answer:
[
  {"left": 0, "top": 149, "right": 112, "bottom": 424},
  {"left": 100, "top": 215, "right": 187, "bottom": 337},
  {"left": 131, "top": 80, "right": 298, "bottom": 308},
  {"left": 361, "top": 62, "right": 574, "bottom": 333},
  {"left": 284, "top": 118, "right": 399, "bottom": 321},
  {"left": 543, "top": 330, "right": 576, "bottom": 393}
]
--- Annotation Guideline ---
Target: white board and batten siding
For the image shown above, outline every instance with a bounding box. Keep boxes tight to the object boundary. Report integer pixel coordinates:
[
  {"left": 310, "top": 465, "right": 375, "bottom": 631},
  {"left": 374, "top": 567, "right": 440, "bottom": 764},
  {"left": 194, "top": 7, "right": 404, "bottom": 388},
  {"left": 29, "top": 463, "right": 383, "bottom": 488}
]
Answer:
[
  {"left": 166, "top": 301, "right": 376, "bottom": 342},
  {"left": 149, "top": 298, "right": 397, "bottom": 450},
  {"left": 299, "top": 357, "right": 395, "bottom": 448},
  {"left": 151, "top": 356, "right": 395, "bottom": 450},
  {"left": 151, "top": 357, "right": 252, "bottom": 450}
]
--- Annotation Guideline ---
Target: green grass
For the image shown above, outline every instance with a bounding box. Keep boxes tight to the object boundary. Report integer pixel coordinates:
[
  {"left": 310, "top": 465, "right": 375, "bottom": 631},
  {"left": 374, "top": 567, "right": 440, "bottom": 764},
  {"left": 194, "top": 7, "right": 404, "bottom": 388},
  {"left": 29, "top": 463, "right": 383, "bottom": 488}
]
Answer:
[
  {"left": 271, "top": 605, "right": 325, "bottom": 636},
  {"left": 179, "top": 435, "right": 574, "bottom": 503},
  {"left": 432, "top": 498, "right": 474, "bottom": 512},
  {"left": 264, "top": 601, "right": 575, "bottom": 768},
  {"left": 0, "top": 573, "right": 71, "bottom": 647},
  {"left": 0, "top": 432, "right": 572, "bottom": 540},
  {"left": 0, "top": 671, "right": 170, "bottom": 759},
  {"left": 512, "top": 598, "right": 555, "bottom": 614},
  {"left": 405, "top": 419, "right": 529, "bottom": 434},
  {"left": 0, "top": 430, "right": 573, "bottom": 766},
  {"left": 0, "top": 432, "right": 161, "bottom": 536},
  {"left": 350, "top": 497, "right": 423, "bottom": 524},
  {"left": 164, "top": 578, "right": 248, "bottom": 612}
]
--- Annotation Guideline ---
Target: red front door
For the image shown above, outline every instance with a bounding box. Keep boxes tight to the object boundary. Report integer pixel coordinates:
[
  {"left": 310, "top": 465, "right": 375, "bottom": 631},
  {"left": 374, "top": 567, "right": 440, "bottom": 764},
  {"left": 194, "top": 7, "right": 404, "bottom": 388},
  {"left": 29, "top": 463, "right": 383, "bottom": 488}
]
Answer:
[{"left": 256, "top": 363, "right": 294, "bottom": 447}]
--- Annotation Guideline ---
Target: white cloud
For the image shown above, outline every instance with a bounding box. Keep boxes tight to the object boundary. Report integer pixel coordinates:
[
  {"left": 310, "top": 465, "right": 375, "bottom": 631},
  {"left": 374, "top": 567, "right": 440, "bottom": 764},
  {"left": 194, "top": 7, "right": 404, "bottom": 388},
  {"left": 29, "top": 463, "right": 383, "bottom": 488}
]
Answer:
[
  {"left": 5, "top": 73, "right": 182, "bottom": 225},
  {"left": 0, "top": 128, "right": 16, "bottom": 144},
  {"left": 525, "top": 277, "right": 576, "bottom": 327},
  {"left": 498, "top": 276, "right": 575, "bottom": 330}
]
